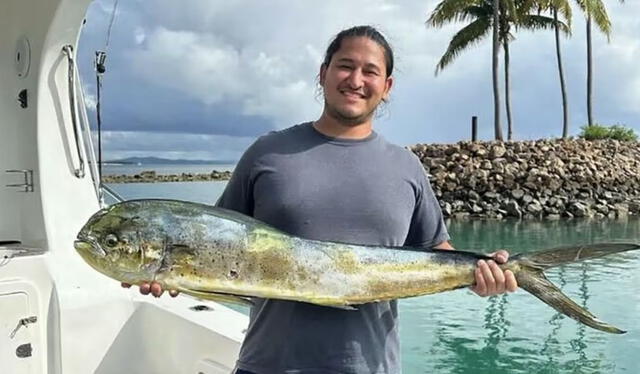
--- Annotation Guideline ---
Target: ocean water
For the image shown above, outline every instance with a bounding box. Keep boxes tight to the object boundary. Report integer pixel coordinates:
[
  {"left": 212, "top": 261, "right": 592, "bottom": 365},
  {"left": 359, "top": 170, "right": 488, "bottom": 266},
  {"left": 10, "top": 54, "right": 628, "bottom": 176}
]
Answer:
[
  {"left": 103, "top": 163, "right": 235, "bottom": 176},
  {"left": 107, "top": 180, "right": 640, "bottom": 374}
]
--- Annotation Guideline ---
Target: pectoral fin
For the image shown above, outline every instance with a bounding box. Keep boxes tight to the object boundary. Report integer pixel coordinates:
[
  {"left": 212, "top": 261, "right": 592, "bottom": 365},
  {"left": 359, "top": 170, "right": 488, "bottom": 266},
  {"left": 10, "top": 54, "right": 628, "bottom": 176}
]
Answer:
[{"left": 181, "top": 288, "right": 254, "bottom": 307}]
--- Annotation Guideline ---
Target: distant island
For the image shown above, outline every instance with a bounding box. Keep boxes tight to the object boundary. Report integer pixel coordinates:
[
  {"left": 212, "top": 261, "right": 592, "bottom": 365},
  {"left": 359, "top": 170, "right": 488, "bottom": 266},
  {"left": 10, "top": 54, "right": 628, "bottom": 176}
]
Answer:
[{"left": 104, "top": 157, "right": 237, "bottom": 165}]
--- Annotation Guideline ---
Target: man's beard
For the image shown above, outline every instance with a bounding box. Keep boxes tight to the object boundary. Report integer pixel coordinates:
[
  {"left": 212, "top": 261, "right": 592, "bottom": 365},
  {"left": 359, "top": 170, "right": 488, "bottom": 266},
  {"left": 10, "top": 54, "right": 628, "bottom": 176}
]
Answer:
[{"left": 324, "top": 101, "right": 378, "bottom": 127}]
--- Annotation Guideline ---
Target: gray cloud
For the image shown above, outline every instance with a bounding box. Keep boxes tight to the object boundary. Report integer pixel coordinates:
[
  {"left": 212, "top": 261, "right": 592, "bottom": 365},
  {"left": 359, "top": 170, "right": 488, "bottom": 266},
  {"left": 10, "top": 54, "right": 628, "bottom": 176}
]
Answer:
[
  {"left": 99, "top": 131, "right": 254, "bottom": 161},
  {"left": 78, "top": 0, "right": 640, "bottom": 158}
]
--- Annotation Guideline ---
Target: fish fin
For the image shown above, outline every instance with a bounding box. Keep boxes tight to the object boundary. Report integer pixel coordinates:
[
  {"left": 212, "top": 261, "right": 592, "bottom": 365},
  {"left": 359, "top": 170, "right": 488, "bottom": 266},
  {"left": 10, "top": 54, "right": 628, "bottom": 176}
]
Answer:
[
  {"left": 326, "top": 304, "right": 358, "bottom": 311},
  {"left": 514, "top": 242, "right": 640, "bottom": 270},
  {"left": 516, "top": 268, "right": 625, "bottom": 334},
  {"left": 181, "top": 288, "right": 254, "bottom": 307},
  {"left": 513, "top": 242, "right": 640, "bottom": 334}
]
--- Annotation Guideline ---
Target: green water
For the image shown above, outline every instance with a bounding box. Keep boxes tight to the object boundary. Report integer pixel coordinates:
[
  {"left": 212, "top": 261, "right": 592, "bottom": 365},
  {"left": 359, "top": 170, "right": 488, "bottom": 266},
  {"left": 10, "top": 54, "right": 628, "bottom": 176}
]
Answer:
[
  {"left": 108, "top": 182, "right": 640, "bottom": 373},
  {"left": 401, "top": 219, "right": 640, "bottom": 374}
]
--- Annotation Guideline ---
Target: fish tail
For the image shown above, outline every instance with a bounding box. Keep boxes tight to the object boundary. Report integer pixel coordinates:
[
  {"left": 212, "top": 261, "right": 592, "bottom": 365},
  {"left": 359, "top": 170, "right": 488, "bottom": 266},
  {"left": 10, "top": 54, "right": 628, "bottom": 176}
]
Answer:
[{"left": 513, "top": 242, "right": 640, "bottom": 334}]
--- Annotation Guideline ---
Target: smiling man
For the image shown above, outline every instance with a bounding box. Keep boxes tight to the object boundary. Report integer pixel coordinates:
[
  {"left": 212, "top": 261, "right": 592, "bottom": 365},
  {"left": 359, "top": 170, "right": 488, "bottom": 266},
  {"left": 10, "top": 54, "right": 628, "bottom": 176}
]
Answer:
[
  {"left": 214, "top": 25, "right": 517, "bottom": 374},
  {"left": 127, "top": 25, "right": 517, "bottom": 374}
]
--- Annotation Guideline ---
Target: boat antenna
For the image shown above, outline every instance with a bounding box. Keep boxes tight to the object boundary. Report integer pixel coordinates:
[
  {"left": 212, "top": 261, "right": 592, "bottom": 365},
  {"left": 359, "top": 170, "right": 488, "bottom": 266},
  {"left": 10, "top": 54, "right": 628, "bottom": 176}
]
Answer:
[{"left": 94, "top": 0, "right": 119, "bottom": 182}]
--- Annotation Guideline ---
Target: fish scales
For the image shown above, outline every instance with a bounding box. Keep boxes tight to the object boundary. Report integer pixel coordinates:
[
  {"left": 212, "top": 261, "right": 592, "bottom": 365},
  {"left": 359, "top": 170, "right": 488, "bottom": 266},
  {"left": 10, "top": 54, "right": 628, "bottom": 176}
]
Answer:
[{"left": 75, "top": 199, "right": 640, "bottom": 334}]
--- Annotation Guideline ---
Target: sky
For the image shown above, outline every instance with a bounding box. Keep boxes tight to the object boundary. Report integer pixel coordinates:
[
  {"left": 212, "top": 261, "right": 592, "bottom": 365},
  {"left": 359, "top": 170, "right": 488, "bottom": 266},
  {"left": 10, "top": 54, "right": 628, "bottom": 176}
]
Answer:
[{"left": 77, "top": 0, "right": 640, "bottom": 161}]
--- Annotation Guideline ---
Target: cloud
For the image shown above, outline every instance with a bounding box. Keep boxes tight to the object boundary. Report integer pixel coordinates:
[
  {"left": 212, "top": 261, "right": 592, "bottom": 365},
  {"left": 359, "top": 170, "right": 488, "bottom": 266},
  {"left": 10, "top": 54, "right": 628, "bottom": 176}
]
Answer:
[
  {"left": 126, "top": 27, "right": 321, "bottom": 125},
  {"left": 98, "top": 130, "right": 254, "bottom": 161},
  {"left": 77, "top": 0, "right": 640, "bottom": 158}
]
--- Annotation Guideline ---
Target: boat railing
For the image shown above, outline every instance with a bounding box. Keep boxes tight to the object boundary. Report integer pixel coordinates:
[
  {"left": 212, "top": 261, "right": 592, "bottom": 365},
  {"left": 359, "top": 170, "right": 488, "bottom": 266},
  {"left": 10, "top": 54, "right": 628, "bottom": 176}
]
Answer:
[
  {"left": 63, "top": 44, "right": 107, "bottom": 206},
  {"left": 61, "top": 45, "right": 86, "bottom": 179},
  {"left": 101, "top": 183, "right": 125, "bottom": 204}
]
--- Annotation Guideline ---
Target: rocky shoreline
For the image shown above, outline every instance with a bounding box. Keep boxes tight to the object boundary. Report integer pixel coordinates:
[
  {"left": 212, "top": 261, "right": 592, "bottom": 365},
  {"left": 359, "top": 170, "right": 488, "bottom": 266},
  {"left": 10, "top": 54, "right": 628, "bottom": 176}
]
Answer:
[
  {"left": 102, "top": 170, "right": 232, "bottom": 183},
  {"left": 103, "top": 139, "right": 640, "bottom": 220},
  {"left": 409, "top": 138, "right": 640, "bottom": 220}
]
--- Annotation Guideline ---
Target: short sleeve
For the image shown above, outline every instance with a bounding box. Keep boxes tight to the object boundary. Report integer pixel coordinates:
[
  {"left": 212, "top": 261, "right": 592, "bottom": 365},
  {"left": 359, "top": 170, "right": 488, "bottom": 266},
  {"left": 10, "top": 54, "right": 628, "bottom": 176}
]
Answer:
[
  {"left": 215, "top": 140, "right": 260, "bottom": 216},
  {"left": 404, "top": 161, "right": 450, "bottom": 248}
]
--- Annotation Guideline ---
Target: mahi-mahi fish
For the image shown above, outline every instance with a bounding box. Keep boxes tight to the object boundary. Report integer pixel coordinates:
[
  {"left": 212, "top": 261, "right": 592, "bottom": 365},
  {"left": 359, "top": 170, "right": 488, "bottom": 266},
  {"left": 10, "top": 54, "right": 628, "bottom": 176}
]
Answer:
[{"left": 74, "top": 199, "right": 640, "bottom": 334}]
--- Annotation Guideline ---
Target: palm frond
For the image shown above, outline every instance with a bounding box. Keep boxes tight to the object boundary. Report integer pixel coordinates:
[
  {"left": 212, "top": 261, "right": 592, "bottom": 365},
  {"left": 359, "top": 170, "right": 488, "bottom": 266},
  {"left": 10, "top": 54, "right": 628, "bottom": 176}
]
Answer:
[
  {"left": 518, "top": 14, "right": 569, "bottom": 34},
  {"left": 505, "top": 0, "right": 519, "bottom": 21},
  {"left": 589, "top": 0, "right": 612, "bottom": 36},
  {"left": 427, "top": 0, "right": 481, "bottom": 27},
  {"left": 575, "top": 0, "right": 611, "bottom": 36},
  {"left": 574, "top": 0, "right": 587, "bottom": 13},
  {"left": 435, "top": 17, "right": 492, "bottom": 75},
  {"left": 554, "top": 0, "right": 572, "bottom": 26},
  {"left": 463, "top": 5, "right": 492, "bottom": 19}
]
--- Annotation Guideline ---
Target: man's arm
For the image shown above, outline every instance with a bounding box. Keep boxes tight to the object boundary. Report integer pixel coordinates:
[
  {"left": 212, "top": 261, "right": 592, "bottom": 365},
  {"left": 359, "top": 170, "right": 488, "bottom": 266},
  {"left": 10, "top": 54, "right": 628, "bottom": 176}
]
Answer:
[{"left": 433, "top": 241, "right": 518, "bottom": 297}]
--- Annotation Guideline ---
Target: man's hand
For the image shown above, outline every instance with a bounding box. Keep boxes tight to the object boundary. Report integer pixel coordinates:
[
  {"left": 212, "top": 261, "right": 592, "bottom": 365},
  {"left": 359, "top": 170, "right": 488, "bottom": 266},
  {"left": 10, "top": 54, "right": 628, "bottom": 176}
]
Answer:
[
  {"left": 470, "top": 250, "right": 518, "bottom": 297},
  {"left": 121, "top": 282, "right": 179, "bottom": 298}
]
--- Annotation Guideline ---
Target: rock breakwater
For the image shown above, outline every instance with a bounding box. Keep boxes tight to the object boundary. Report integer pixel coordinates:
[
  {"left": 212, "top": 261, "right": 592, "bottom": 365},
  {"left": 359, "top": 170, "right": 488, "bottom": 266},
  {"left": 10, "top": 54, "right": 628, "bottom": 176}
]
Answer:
[
  {"left": 102, "top": 170, "right": 232, "bottom": 183},
  {"left": 409, "top": 139, "right": 640, "bottom": 220}
]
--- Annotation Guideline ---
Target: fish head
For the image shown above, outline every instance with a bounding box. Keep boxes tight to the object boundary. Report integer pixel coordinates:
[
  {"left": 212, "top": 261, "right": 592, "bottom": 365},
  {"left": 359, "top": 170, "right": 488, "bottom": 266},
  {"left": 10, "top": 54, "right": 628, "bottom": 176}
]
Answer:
[{"left": 75, "top": 200, "right": 167, "bottom": 284}]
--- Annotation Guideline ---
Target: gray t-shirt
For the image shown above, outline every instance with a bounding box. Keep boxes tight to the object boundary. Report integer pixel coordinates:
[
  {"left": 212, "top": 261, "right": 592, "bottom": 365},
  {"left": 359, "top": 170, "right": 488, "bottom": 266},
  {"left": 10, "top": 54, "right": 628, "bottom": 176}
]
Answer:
[{"left": 216, "top": 122, "right": 449, "bottom": 374}]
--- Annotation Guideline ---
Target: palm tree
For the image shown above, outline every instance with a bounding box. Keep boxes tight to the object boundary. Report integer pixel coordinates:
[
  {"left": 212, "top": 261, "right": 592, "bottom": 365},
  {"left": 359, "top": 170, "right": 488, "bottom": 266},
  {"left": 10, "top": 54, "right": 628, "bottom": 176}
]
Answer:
[
  {"left": 574, "top": 0, "right": 617, "bottom": 126},
  {"left": 428, "top": 0, "right": 509, "bottom": 140},
  {"left": 504, "top": 1, "right": 568, "bottom": 140},
  {"left": 493, "top": 0, "right": 503, "bottom": 140},
  {"left": 428, "top": 0, "right": 563, "bottom": 140},
  {"left": 427, "top": 0, "right": 502, "bottom": 140},
  {"left": 535, "top": 0, "right": 572, "bottom": 138}
]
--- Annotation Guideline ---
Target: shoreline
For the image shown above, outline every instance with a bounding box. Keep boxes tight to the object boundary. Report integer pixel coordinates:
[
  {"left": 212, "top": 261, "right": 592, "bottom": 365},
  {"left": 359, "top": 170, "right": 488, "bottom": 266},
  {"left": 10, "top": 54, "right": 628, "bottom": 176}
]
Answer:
[
  {"left": 102, "top": 170, "right": 232, "bottom": 183},
  {"left": 103, "top": 138, "right": 640, "bottom": 220},
  {"left": 410, "top": 138, "right": 640, "bottom": 220}
]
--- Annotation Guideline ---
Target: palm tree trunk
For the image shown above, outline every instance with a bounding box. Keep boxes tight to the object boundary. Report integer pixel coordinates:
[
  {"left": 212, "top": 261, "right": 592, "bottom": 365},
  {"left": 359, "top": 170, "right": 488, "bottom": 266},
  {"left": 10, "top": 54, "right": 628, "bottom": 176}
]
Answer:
[
  {"left": 554, "top": 7, "right": 569, "bottom": 138},
  {"left": 586, "top": 13, "right": 594, "bottom": 126},
  {"left": 492, "top": 0, "right": 503, "bottom": 140},
  {"left": 503, "top": 38, "right": 512, "bottom": 141}
]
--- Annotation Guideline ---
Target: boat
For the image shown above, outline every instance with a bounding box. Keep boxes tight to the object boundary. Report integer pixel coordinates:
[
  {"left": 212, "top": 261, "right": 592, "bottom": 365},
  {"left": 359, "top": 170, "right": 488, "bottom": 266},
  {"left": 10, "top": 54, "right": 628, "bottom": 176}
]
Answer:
[{"left": 0, "top": 1, "right": 248, "bottom": 373}]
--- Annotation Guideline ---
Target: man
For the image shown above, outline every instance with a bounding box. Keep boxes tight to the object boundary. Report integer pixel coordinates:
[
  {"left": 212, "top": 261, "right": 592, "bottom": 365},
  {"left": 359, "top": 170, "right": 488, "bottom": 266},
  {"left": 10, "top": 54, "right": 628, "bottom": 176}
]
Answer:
[{"left": 127, "top": 25, "right": 517, "bottom": 373}]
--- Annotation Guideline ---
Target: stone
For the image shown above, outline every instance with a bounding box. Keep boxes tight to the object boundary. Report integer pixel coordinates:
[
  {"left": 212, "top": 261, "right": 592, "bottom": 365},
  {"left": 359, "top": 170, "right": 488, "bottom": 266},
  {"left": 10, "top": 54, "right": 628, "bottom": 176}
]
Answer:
[
  {"left": 614, "top": 203, "right": 629, "bottom": 218},
  {"left": 441, "top": 202, "right": 452, "bottom": 217},
  {"left": 468, "top": 190, "right": 480, "bottom": 201},
  {"left": 483, "top": 192, "right": 500, "bottom": 201},
  {"left": 511, "top": 189, "right": 525, "bottom": 200},
  {"left": 527, "top": 201, "right": 544, "bottom": 214},
  {"left": 568, "top": 202, "right": 590, "bottom": 217},
  {"left": 504, "top": 200, "right": 522, "bottom": 219},
  {"left": 490, "top": 145, "right": 507, "bottom": 159}
]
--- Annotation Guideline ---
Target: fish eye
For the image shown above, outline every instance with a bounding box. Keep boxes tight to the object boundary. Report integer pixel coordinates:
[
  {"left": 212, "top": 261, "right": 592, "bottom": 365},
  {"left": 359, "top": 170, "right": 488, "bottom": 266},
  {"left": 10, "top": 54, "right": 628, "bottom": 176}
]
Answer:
[{"left": 105, "top": 234, "right": 119, "bottom": 247}]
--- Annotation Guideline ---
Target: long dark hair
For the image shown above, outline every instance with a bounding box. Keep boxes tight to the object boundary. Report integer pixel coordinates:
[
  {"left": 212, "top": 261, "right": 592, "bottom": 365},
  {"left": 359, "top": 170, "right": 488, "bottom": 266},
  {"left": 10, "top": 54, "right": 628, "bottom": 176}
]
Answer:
[{"left": 322, "top": 25, "right": 394, "bottom": 77}]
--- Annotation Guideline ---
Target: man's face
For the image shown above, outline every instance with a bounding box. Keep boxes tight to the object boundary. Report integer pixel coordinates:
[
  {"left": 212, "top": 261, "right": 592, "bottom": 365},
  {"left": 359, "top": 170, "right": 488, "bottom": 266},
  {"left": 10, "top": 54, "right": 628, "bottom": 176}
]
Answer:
[{"left": 319, "top": 37, "right": 393, "bottom": 126}]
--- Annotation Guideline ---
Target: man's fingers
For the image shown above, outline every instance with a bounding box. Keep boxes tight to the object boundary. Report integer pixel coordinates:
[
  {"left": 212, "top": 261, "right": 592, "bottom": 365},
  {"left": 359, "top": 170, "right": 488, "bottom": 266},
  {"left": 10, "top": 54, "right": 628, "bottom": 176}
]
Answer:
[
  {"left": 505, "top": 270, "right": 518, "bottom": 292},
  {"left": 491, "top": 250, "right": 509, "bottom": 264},
  {"left": 150, "top": 281, "right": 164, "bottom": 297},
  {"left": 488, "top": 260, "right": 506, "bottom": 294},
  {"left": 139, "top": 282, "right": 151, "bottom": 295},
  {"left": 479, "top": 260, "right": 496, "bottom": 295},
  {"left": 473, "top": 265, "right": 487, "bottom": 297},
  {"left": 122, "top": 281, "right": 176, "bottom": 298}
]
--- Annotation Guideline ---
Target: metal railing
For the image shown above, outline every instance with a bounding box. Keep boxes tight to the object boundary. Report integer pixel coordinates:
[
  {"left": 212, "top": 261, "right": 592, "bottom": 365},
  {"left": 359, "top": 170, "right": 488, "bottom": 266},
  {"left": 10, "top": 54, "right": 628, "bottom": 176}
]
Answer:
[{"left": 61, "top": 45, "right": 86, "bottom": 179}]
